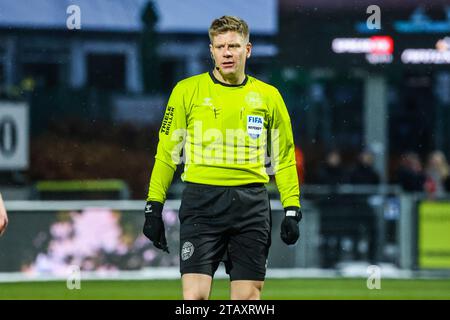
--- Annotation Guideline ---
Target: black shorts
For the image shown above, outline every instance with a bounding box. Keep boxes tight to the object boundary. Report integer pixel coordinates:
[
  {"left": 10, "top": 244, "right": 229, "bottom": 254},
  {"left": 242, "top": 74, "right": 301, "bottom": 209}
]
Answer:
[{"left": 179, "top": 182, "right": 272, "bottom": 281}]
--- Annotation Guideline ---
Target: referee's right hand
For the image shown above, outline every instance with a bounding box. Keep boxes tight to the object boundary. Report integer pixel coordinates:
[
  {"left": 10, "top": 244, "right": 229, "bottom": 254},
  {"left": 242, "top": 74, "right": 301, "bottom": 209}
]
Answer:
[{"left": 143, "top": 201, "right": 170, "bottom": 253}]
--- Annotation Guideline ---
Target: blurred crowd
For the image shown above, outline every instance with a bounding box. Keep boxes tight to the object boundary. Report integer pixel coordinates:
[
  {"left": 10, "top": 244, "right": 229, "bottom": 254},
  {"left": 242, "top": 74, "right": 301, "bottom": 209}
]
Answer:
[
  {"left": 396, "top": 150, "right": 450, "bottom": 197},
  {"left": 316, "top": 149, "right": 380, "bottom": 186},
  {"left": 313, "top": 149, "right": 450, "bottom": 197}
]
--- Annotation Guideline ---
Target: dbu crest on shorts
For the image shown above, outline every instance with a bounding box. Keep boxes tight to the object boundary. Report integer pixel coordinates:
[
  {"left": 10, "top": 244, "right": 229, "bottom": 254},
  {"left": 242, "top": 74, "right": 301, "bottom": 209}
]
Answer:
[{"left": 181, "top": 241, "right": 195, "bottom": 261}]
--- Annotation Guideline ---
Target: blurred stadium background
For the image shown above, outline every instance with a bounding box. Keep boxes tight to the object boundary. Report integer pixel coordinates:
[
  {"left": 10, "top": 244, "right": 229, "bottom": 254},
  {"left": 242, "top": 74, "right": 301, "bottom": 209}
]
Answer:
[{"left": 1, "top": 0, "right": 450, "bottom": 299}]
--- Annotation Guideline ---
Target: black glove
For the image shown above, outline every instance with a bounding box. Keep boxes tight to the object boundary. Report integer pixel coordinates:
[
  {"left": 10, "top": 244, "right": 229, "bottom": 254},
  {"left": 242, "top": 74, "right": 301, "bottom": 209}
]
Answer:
[
  {"left": 280, "top": 206, "right": 302, "bottom": 245},
  {"left": 143, "top": 201, "right": 170, "bottom": 253}
]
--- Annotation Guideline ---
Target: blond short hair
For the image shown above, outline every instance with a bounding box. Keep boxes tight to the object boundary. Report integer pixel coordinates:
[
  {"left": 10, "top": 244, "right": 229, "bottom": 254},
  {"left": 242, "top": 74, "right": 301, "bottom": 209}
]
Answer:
[{"left": 208, "top": 16, "right": 250, "bottom": 43}]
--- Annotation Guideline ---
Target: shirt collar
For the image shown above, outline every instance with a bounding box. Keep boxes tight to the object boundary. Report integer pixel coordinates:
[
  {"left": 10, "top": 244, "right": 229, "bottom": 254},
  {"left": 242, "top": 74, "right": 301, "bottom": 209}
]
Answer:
[{"left": 209, "top": 70, "right": 248, "bottom": 87}]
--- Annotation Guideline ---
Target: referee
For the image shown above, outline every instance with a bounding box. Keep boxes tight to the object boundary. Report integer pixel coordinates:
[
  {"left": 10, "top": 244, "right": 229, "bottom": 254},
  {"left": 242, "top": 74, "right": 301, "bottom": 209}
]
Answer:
[{"left": 143, "top": 16, "right": 301, "bottom": 300}]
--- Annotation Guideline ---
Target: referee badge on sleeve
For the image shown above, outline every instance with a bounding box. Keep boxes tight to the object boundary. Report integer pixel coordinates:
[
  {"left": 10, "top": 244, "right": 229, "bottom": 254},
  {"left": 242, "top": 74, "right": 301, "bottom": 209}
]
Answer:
[{"left": 247, "top": 115, "right": 264, "bottom": 139}]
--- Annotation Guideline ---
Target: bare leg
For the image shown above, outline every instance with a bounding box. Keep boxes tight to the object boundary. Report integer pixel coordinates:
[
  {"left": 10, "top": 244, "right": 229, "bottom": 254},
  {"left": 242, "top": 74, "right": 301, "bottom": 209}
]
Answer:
[
  {"left": 230, "top": 280, "right": 264, "bottom": 300},
  {"left": 182, "top": 273, "right": 213, "bottom": 300}
]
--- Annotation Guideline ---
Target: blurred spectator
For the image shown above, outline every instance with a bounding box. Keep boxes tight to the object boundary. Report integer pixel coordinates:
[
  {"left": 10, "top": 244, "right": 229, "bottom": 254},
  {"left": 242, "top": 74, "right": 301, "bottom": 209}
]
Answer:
[
  {"left": 317, "top": 149, "right": 346, "bottom": 185},
  {"left": 349, "top": 150, "right": 380, "bottom": 185},
  {"left": 0, "top": 193, "right": 8, "bottom": 236},
  {"left": 424, "top": 150, "right": 450, "bottom": 197},
  {"left": 396, "top": 152, "right": 426, "bottom": 192}
]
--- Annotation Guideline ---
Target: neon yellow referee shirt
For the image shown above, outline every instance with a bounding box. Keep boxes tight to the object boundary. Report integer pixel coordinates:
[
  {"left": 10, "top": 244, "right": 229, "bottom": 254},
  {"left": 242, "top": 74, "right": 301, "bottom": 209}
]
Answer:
[{"left": 147, "top": 71, "right": 300, "bottom": 208}]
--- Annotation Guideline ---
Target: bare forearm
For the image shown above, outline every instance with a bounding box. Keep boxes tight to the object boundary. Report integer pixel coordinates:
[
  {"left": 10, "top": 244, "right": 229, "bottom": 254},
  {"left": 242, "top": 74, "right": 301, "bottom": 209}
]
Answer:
[{"left": 0, "top": 193, "right": 8, "bottom": 236}]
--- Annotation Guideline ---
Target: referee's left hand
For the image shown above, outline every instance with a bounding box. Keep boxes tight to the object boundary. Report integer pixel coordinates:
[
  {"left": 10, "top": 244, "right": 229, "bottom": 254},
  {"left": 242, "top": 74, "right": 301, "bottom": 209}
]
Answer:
[{"left": 280, "top": 207, "right": 302, "bottom": 245}]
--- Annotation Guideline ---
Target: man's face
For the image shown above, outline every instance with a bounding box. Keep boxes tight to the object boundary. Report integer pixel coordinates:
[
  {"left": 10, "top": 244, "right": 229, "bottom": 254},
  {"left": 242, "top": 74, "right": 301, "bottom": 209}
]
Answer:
[{"left": 210, "top": 31, "right": 251, "bottom": 78}]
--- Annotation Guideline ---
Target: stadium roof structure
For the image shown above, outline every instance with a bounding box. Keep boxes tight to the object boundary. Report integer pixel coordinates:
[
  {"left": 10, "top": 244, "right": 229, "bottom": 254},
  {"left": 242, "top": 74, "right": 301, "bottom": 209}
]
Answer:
[
  {"left": 0, "top": 0, "right": 277, "bottom": 35},
  {"left": 281, "top": 0, "right": 449, "bottom": 11}
]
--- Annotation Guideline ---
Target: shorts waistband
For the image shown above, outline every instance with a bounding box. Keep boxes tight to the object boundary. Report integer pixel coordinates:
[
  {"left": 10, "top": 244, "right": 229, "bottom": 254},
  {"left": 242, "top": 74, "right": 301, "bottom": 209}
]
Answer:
[{"left": 185, "top": 182, "right": 264, "bottom": 188}]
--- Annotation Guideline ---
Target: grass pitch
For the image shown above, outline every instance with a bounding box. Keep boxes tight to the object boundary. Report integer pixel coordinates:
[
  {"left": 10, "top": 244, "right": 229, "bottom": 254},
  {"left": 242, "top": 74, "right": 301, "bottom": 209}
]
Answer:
[{"left": 1, "top": 278, "right": 449, "bottom": 300}]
